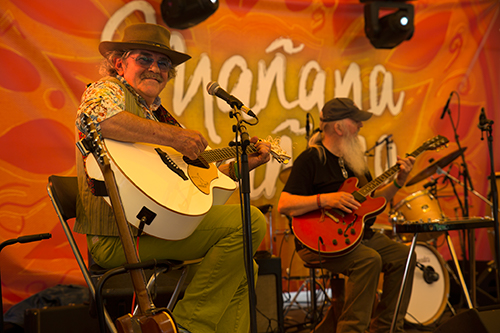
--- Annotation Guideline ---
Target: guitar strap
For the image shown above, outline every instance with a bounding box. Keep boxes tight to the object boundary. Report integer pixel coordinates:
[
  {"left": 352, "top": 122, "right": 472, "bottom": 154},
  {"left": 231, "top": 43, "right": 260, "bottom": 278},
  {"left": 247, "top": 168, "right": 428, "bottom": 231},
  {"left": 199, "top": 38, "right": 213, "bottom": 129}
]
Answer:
[{"left": 356, "top": 172, "right": 370, "bottom": 188}]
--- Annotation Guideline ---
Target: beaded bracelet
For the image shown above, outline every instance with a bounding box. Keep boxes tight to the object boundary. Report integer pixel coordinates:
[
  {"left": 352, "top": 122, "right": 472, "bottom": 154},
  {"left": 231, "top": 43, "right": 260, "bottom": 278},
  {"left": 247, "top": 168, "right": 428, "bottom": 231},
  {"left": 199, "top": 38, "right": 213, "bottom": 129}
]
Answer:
[{"left": 393, "top": 179, "right": 402, "bottom": 189}]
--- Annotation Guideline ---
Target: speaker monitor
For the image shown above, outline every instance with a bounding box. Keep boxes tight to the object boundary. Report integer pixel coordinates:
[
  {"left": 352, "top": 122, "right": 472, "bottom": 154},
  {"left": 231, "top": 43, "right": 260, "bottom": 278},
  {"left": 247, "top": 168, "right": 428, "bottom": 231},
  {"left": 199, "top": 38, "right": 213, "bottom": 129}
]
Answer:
[
  {"left": 434, "top": 308, "right": 500, "bottom": 333},
  {"left": 24, "top": 304, "right": 100, "bottom": 333},
  {"left": 255, "top": 257, "right": 284, "bottom": 333}
]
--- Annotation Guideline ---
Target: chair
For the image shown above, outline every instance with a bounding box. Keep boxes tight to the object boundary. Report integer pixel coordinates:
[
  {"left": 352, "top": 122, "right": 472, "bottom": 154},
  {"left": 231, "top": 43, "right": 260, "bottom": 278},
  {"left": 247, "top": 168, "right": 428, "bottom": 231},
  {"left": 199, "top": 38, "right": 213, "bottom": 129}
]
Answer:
[
  {"left": 283, "top": 261, "right": 334, "bottom": 325},
  {"left": 47, "top": 175, "right": 195, "bottom": 332},
  {"left": 283, "top": 215, "right": 343, "bottom": 331}
]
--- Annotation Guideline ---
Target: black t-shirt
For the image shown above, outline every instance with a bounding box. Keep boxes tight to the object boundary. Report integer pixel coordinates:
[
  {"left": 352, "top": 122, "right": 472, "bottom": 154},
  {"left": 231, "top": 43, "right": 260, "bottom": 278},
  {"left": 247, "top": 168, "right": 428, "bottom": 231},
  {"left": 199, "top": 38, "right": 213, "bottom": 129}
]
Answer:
[{"left": 283, "top": 145, "right": 377, "bottom": 230}]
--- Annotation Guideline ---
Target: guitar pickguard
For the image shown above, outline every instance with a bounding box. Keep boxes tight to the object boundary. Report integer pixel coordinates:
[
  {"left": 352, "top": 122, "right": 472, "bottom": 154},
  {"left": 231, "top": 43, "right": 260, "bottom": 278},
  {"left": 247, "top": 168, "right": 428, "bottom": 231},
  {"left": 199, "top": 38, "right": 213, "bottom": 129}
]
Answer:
[{"left": 187, "top": 164, "right": 218, "bottom": 195}]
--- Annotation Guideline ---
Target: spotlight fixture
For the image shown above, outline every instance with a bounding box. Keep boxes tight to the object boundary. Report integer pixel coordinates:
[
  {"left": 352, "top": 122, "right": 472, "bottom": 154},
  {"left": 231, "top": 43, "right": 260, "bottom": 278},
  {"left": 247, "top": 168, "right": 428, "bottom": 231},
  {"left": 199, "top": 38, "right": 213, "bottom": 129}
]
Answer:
[
  {"left": 363, "top": 1, "right": 415, "bottom": 49},
  {"left": 161, "top": 0, "right": 219, "bottom": 30}
]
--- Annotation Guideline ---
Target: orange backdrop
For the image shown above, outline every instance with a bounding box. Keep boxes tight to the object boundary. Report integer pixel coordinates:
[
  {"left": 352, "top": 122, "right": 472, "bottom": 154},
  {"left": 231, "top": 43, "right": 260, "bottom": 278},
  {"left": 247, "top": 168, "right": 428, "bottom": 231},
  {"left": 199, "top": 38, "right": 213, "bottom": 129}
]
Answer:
[{"left": 1, "top": 0, "right": 499, "bottom": 312}]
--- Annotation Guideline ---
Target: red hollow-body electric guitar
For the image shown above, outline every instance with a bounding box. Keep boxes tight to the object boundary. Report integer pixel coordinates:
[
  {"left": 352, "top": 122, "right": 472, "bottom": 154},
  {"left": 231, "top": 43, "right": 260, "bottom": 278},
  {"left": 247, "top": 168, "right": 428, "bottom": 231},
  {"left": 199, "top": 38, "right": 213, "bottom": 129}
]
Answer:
[{"left": 292, "top": 135, "right": 449, "bottom": 257}]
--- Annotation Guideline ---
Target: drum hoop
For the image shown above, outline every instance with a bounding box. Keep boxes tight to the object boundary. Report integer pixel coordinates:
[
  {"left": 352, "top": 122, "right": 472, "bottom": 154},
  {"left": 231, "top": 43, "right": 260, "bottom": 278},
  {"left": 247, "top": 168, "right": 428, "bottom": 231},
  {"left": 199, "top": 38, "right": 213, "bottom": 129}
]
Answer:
[
  {"left": 393, "top": 190, "right": 437, "bottom": 211},
  {"left": 405, "top": 242, "right": 450, "bottom": 326}
]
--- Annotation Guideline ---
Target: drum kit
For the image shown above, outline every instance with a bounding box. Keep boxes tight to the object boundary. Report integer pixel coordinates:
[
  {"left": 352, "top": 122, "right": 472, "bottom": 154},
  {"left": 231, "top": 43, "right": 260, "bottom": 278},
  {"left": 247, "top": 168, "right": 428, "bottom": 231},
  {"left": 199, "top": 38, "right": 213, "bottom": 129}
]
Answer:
[
  {"left": 383, "top": 148, "right": 468, "bottom": 327},
  {"left": 366, "top": 146, "right": 482, "bottom": 327}
]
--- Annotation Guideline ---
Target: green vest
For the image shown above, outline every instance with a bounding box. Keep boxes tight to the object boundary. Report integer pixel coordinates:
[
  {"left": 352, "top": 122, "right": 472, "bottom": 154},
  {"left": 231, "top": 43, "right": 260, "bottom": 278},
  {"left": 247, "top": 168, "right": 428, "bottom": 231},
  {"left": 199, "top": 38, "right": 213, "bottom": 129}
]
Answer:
[{"left": 74, "top": 77, "right": 150, "bottom": 237}]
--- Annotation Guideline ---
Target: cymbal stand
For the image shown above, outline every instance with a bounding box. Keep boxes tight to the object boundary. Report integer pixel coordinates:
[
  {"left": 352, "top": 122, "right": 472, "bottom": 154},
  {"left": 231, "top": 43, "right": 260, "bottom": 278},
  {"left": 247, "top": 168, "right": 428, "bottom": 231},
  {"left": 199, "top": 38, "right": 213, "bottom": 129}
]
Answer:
[
  {"left": 437, "top": 167, "right": 500, "bottom": 214},
  {"left": 440, "top": 168, "right": 464, "bottom": 216},
  {"left": 443, "top": 99, "right": 477, "bottom": 304}
]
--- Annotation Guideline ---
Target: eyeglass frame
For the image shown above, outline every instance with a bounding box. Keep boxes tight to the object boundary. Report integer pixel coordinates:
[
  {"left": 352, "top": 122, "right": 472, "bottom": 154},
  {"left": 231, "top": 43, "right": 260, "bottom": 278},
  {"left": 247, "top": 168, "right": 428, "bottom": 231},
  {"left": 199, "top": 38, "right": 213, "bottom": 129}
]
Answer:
[{"left": 127, "top": 52, "right": 173, "bottom": 72}]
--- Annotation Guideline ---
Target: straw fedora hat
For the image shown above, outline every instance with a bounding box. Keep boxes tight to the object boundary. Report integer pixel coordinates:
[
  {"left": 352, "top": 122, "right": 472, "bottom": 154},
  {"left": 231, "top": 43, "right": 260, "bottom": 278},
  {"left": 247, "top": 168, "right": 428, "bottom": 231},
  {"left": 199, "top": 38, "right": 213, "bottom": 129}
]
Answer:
[{"left": 99, "top": 23, "right": 191, "bottom": 66}]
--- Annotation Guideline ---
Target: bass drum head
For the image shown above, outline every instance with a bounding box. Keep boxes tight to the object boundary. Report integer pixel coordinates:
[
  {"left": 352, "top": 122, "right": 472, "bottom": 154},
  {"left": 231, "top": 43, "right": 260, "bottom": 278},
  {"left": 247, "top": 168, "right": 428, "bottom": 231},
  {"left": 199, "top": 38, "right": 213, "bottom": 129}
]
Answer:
[{"left": 405, "top": 242, "right": 449, "bottom": 326}]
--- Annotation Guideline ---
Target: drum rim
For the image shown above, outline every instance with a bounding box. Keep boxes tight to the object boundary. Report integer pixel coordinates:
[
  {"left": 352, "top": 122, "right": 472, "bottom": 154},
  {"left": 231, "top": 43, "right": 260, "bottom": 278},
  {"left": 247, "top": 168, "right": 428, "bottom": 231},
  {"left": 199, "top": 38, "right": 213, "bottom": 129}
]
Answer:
[
  {"left": 392, "top": 189, "right": 438, "bottom": 211},
  {"left": 404, "top": 242, "right": 450, "bottom": 326}
]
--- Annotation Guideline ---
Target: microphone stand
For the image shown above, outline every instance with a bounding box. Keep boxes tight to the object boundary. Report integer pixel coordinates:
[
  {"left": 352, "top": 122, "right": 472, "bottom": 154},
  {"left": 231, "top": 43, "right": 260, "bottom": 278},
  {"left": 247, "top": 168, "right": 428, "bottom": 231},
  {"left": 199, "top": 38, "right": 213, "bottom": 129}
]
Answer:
[
  {"left": 229, "top": 105, "right": 257, "bottom": 333},
  {"left": 478, "top": 112, "right": 500, "bottom": 303},
  {"left": 0, "top": 233, "right": 52, "bottom": 333},
  {"left": 364, "top": 134, "right": 393, "bottom": 157},
  {"left": 443, "top": 104, "right": 477, "bottom": 305},
  {"left": 365, "top": 134, "right": 394, "bottom": 207},
  {"left": 386, "top": 136, "right": 393, "bottom": 208}
]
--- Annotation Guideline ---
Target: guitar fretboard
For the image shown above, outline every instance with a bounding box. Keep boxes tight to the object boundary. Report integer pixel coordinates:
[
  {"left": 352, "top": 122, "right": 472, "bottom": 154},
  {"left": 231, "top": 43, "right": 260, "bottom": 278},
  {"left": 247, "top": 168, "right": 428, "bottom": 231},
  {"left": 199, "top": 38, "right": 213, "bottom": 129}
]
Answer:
[
  {"left": 199, "top": 144, "right": 258, "bottom": 164},
  {"left": 357, "top": 143, "right": 428, "bottom": 198}
]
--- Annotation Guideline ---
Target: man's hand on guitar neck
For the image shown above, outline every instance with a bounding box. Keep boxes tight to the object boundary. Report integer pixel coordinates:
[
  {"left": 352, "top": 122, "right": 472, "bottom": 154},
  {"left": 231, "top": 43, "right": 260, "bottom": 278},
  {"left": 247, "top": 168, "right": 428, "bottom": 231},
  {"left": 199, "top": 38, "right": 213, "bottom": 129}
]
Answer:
[
  {"left": 247, "top": 136, "right": 271, "bottom": 170},
  {"left": 394, "top": 155, "right": 415, "bottom": 185},
  {"left": 374, "top": 155, "right": 415, "bottom": 201}
]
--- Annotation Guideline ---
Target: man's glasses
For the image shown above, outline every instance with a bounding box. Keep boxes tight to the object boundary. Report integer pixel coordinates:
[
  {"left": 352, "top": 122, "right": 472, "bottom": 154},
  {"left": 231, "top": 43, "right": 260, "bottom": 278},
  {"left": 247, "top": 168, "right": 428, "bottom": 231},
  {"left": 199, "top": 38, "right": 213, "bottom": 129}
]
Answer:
[{"left": 130, "top": 55, "right": 171, "bottom": 72}]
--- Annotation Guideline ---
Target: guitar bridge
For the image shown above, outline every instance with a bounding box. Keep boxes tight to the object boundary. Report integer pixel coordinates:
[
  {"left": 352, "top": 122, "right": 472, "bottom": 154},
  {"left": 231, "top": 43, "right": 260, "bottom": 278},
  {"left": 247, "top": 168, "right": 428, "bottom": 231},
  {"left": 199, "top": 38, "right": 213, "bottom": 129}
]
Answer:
[{"left": 155, "top": 148, "right": 188, "bottom": 180}]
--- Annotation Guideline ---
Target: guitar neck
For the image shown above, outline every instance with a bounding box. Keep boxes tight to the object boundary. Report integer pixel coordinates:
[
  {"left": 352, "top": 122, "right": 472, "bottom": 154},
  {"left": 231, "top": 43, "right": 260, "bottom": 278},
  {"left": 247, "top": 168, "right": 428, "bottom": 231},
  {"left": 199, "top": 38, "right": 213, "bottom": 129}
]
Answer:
[
  {"left": 101, "top": 165, "right": 153, "bottom": 314},
  {"left": 357, "top": 143, "right": 428, "bottom": 198},
  {"left": 199, "top": 144, "right": 257, "bottom": 164}
]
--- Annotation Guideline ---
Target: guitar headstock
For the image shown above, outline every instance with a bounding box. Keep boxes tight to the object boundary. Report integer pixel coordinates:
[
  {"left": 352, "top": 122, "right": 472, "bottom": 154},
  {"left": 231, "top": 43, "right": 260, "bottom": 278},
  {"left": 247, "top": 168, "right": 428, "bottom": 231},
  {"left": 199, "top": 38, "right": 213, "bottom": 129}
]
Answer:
[
  {"left": 424, "top": 135, "right": 449, "bottom": 152},
  {"left": 76, "top": 114, "right": 109, "bottom": 168},
  {"left": 259, "top": 136, "right": 291, "bottom": 164}
]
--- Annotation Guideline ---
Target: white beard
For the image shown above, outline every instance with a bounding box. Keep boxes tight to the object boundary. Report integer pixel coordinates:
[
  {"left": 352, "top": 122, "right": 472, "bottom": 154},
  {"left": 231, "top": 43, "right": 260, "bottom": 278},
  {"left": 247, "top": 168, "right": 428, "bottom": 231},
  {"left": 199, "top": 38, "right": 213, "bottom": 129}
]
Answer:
[{"left": 339, "top": 132, "right": 368, "bottom": 177}]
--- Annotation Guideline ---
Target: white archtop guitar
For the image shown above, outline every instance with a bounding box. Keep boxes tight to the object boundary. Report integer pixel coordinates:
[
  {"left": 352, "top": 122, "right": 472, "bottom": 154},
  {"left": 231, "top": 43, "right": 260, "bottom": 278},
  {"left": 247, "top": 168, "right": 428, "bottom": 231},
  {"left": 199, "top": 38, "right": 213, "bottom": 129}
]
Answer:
[{"left": 86, "top": 137, "right": 290, "bottom": 240}]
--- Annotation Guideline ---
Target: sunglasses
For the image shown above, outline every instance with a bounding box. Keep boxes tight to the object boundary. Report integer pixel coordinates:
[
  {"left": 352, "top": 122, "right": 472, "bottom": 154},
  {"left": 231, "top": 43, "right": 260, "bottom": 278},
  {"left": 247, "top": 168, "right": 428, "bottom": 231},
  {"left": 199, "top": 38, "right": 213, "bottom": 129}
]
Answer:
[{"left": 130, "top": 55, "right": 172, "bottom": 72}]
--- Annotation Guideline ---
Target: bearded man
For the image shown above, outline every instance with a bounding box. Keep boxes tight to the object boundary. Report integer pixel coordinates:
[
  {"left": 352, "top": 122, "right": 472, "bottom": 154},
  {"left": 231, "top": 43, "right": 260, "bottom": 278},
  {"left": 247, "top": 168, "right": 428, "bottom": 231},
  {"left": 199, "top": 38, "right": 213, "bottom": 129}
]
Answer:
[{"left": 278, "top": 98, "right": 416, "bottom": 333}]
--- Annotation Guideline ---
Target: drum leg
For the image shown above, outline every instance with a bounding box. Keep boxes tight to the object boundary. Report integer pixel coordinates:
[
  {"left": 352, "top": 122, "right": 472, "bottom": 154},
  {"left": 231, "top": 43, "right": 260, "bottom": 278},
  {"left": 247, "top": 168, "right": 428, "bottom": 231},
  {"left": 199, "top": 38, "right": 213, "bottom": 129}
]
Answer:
[
  {"left": 445, "top": 232, "right": 473, "bottom": 309},
  {"left": 390, "top": 234, "right": 418, "bottom": 333},
  {"left": 446, "top": 299, "right": 457, "bottom": 317}
]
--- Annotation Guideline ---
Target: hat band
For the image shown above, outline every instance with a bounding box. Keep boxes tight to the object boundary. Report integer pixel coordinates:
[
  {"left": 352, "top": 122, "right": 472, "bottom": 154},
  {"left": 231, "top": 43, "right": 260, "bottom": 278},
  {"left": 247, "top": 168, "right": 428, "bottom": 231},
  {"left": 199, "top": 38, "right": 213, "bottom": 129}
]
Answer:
[
  {"left": 320, "top": 117, "right": 338, "bottom": 122},
  {"left": 127, "top": 39, "right": 170, "bottom": 49}
]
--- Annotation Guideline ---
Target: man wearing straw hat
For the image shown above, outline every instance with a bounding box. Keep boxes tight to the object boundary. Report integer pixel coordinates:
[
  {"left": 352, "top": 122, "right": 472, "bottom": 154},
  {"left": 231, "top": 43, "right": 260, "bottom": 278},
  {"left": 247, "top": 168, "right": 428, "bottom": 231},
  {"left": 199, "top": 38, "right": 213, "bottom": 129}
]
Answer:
[{"left": 75, "top": 22, "right": 271, "bottom": 333}]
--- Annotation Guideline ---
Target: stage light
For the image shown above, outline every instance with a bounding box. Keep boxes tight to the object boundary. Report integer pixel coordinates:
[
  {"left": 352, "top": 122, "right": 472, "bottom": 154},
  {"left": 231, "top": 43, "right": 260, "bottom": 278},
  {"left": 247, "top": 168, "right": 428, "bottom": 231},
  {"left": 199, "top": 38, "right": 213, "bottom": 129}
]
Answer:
[
  {"left": 161, "top": 0, "right": 219, "bottom": 30},
  {"left": 363, "top": 1, "right": 415, "bottom": 49}
]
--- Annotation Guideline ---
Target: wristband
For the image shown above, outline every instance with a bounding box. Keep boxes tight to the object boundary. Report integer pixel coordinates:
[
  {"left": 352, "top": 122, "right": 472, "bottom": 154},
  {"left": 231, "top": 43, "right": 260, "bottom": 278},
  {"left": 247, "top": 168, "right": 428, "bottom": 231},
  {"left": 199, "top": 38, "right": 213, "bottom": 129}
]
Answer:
[
  {"left": 233, "top": 161, "right": 240, "bottom": 180},
  {"left": 393, "top": 179, "right": 402, "bottom": 189},
  {"left": 228, "top": 161, "right": 238, "bottom": 181},
  {"left": 317, "top": 194, "right": 322, "bottom": 208}
]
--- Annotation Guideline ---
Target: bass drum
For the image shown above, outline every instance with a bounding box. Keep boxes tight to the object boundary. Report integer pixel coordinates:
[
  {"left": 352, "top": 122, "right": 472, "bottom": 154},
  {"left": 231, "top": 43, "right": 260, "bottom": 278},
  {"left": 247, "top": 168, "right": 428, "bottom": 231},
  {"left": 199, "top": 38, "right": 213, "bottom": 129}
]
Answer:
[{"left": 405, "top": 242, "right": 450, "bottom": 326}]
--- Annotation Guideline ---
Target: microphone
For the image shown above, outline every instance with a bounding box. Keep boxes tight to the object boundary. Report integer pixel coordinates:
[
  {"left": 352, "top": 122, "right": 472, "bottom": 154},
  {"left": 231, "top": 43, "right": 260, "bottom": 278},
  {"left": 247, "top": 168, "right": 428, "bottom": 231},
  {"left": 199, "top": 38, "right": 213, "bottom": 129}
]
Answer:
[
  {"left": 440, "top": 92, "right": 453, "bottom": 119},
  {"left": 478, "top": 107, "right": 493, "bottom": 129},
  {"left": 423, "top": 265, "right": 439, "bottom": 284},
  {"left": 382, "top": 134, "right": 393, "bottom": 144},
  {"left": 365, "top": 134, "right": 393, "bottom": 155},
  {"left": 206, "top": 81, "right": 256, "bottom": 118},
  {"left": 423, "top": 179, "right": 437, "bottom": 189},
  {"left": 417, "top": 262, "right": 439, "bottom": 284}
]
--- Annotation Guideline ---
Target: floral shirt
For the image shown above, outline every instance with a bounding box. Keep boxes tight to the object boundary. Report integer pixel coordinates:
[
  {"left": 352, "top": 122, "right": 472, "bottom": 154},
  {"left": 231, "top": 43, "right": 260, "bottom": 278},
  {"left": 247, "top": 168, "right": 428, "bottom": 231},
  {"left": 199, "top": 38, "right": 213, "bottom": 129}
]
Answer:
[{"left": 76, "top": 75, "right": 179, "bottom": 133}]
